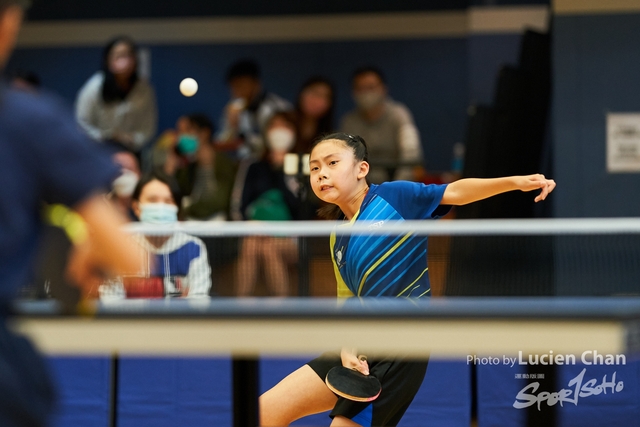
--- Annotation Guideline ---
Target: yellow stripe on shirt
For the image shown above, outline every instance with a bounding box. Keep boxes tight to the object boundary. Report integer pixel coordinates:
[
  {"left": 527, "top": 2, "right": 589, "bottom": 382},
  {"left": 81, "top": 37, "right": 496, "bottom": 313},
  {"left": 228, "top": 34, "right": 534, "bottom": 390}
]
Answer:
[
  {"left": 330, "top": 231, "right": 355, "bottom": 298},
  {"left": 356, "top": 232, "right": 414, "bottom": 296},
  {"left": 331, "top": 210, "right": 361, "bottom": 298},
  {"left": 396, "top": 267, "right": 429, "bottom": 297}
]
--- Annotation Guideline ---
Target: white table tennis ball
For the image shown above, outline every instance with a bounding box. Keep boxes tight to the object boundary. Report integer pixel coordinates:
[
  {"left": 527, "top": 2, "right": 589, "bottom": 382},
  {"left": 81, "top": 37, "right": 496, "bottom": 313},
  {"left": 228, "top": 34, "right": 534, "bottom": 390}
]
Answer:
[{"left": 179, "top": 78, "right": 198, "bottom": 97}]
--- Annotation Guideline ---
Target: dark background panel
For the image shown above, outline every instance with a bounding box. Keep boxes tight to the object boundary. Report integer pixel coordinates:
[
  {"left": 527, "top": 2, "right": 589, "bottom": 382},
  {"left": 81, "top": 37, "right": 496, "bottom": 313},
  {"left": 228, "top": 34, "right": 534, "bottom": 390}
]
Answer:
[{"left": 24, "top": 0, "right": 548, "bottom": 21}]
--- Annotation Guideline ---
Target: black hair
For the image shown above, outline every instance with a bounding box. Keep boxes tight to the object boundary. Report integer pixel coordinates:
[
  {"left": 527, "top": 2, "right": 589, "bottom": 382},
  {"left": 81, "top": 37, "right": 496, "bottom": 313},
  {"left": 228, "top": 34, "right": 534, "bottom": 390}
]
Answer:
[
  {"left": 101, "top": 36, "right": 139, "bottom": 103},
  {"left": 295, "top": 76, "right": 335, "bottom": 150},
  {"left": 186, "top": 113, "right": 215, "bottom": 136},
  {"left": 351, "top": 65, "right": 386, "bottom": 86},
  {"left": 311, "top": 133, "right": 369, "bottom": 220},
  {"left": 0, "top": 0, "right": 30, "bottom": 10},
  {"left": 226, "top": 59, "right": 260, "bottom": 82},
  {"left": 312, "top": 132, "right": 368, "bottom": 163},
  {"left": 131, "top": 171, "right": 183, "bottom": 217},
  {"left": 9, "top": 69, "right": 40, "bottom": 87},
  {"left": 266, "top": 110, "right": 297, "bottom": 131}
]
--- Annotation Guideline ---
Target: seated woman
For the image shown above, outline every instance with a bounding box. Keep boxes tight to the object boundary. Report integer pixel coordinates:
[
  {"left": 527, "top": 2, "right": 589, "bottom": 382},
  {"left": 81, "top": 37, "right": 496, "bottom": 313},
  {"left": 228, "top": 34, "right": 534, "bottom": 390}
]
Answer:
[
  {"left": 231, "top": 111, "right": 300, "bottom": 297},
  {"left": 99, "top": 172, "right": 211, "bottom": 299},
  {"left": 75, "top": 36, "right": 157, "bottom": 162}
]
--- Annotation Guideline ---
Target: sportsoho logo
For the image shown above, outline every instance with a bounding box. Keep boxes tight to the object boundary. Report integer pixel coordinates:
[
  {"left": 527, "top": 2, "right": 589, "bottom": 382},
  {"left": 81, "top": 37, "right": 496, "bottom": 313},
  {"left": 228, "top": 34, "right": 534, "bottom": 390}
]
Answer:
[
  {"left": 512, "top": 351, "right": 626, "bottom": 410},
  {"left": 467, "top": 351, "right": 627, "bottom": 410}
]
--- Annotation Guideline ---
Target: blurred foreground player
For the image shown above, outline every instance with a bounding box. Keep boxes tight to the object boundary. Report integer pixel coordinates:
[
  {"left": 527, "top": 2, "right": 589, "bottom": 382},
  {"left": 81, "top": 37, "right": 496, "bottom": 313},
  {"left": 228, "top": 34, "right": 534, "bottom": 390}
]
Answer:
[{"left": 0, "top": 1, "right": 145, "bottom": 425}]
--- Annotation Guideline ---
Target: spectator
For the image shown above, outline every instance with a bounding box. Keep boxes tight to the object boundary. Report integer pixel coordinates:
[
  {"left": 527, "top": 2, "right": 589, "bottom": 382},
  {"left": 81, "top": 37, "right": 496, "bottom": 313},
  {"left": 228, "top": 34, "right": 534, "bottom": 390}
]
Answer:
[
  {"left": 99, "top": 172, "right": 212, "bottom": 299},
  {"left": 108, "top": 151, "right": 141, "bottom": 221},
  {"left": 75, "top": 36, "right": 157, "bottom": 162},
  {"left": 216, "top": 59, "right": 291, "bottom": 158},
  {"left": 340, "top": 66, "right": 423, "bottom": 183},
  {"left": 231, "top": 111, "right": 300, "bottom": 296},
  {"left": 153, "top": 114, "right": 238, "bottom": 220},
  {"left": 294, "top": 76, "right": 335, "bottom": 153}
]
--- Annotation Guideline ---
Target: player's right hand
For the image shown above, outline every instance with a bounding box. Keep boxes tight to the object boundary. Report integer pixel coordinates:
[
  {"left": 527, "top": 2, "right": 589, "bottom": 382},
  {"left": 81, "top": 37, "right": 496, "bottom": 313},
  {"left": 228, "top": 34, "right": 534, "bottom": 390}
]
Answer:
[{"left": 341, "top": 348, "right": 370, "bottom": 376}]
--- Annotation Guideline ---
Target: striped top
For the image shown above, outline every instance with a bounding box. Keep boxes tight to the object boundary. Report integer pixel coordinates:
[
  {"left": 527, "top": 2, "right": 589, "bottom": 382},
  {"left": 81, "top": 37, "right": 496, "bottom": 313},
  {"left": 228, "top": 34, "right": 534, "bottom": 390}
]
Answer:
[{"left": 330, "top": 181, "right": 449, "bottom": 298}]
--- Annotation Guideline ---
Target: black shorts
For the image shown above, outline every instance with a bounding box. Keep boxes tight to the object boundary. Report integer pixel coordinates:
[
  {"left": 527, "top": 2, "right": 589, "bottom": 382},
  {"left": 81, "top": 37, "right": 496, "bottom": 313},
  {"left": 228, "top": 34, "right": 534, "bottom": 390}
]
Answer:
[{"left": 307, "top": 352, "right": 428, "bottom": 427}]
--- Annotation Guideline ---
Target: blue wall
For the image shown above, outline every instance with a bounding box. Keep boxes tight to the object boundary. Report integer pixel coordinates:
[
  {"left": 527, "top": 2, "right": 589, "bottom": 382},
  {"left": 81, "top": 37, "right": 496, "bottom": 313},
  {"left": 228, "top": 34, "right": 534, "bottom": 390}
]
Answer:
[
  {"left": 553, "top": 12, "right": 640, "bottom": 217},
  {"left": 9, "top": 2, "right": 548, "bottom": 172}
]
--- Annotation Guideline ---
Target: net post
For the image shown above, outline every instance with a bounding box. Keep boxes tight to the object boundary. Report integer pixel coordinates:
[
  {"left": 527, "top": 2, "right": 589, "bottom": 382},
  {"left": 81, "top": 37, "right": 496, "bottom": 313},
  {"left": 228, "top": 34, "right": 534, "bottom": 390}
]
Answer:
[{"left": 232, "top": 356, "right": 260, "bottom": 427}]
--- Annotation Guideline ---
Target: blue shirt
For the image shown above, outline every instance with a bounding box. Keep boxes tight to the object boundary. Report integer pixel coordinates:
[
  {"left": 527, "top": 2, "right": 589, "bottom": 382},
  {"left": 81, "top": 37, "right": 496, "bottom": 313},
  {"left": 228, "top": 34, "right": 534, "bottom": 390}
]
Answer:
[
  {"left": 0, "top": 86, "right": 118, "bottom": 301},
  {"left": 330, "top": 181, "right": 450, "bottom": 298}
]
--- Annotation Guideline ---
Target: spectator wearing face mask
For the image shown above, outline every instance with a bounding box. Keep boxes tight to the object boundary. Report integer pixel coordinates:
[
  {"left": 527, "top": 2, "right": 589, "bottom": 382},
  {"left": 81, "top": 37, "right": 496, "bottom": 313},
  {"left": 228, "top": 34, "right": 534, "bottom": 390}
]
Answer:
[
  {"left": 231, "top": 111, "right": 300, "bottom": 296},
  {"left": 109, "top": 151, "right": 141, "bottom": 221},
  {"left": 340, "top": 66, "right": 423, "bottom": 184},
  {"left": 75, "top": 36, "right": 158, "bottom": 160},
  {"left": 153, "top": 114, "right": 238, "bottom": 220},
  {"left": 99, "top": 172, "right": 212, "bottom": 299}
]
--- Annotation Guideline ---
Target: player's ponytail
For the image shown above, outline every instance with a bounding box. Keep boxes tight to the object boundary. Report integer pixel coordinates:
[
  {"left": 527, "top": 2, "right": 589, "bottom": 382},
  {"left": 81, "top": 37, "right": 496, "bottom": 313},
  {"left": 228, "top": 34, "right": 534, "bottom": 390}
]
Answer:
[{"left": 311, "top": 133, "right": 369, "bottom": 220}]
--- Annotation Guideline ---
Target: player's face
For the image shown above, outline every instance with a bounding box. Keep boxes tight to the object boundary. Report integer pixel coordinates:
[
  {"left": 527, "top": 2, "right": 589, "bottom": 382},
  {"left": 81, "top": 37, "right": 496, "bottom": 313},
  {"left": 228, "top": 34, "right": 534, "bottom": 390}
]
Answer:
[
  {"left": 0, "top": 6, "right": 23, "bottom": 70},
  {"left": 309, "top": 140, "right": 368, "bottom": 205}
]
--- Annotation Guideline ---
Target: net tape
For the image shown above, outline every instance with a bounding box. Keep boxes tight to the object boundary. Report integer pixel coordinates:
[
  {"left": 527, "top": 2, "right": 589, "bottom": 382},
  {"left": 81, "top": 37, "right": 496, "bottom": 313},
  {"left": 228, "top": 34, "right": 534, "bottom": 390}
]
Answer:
[{"left": 126, "top": 218, "right": 640, "bottom": 237}]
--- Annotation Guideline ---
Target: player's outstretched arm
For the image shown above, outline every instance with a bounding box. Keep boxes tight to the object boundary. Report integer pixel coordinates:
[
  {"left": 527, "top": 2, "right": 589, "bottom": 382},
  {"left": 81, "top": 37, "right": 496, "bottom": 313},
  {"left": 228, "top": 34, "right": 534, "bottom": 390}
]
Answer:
[{"left": 440, "top": 174, "right": 556, "bottom": 206}]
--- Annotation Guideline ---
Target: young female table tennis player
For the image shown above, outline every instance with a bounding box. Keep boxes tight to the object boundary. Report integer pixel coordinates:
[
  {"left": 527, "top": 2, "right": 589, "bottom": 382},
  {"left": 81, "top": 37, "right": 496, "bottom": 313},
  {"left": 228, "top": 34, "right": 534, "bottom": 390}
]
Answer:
[{"left": 260, "top": 133, "right": 556, "bottom": 427}]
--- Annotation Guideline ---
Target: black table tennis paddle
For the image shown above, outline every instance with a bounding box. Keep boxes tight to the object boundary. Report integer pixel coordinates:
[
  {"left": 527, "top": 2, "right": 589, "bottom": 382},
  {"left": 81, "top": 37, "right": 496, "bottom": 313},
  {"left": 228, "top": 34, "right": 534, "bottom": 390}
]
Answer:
[{"left": 325, "top": 362, "right": 382, "bottom": 402}]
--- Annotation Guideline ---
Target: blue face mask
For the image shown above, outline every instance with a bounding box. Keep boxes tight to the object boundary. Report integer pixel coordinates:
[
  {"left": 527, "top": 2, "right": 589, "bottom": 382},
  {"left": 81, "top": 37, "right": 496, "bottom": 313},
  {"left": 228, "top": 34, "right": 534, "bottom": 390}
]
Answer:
[
  {"left": 139, "top": 203, "right": 178, "bottom": 224},
  {"left": 176, "top": 134, "right": 199, "bottom": 155}
]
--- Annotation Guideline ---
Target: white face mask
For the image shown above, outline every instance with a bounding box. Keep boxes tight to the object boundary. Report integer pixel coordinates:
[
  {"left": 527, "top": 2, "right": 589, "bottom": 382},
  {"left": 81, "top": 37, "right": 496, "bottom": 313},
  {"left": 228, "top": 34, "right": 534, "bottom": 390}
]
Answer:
[
  {"left": 267, "top": 128, "right": 295, "bottom": 152},
  {"left": 354, "top": 91, "right": 384, "bottom": 111},
  {"left": 139, "top": 203, "right": 178, "bottom": 224},
  {"left": 112, "top": 169, "right": 139, "bottom": 198}
]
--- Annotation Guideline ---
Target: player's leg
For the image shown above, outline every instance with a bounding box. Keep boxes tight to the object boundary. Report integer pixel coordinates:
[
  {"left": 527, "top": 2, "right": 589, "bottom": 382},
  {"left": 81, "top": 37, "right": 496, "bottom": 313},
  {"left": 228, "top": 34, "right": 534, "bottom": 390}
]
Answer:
[{"left": 260, "top": 364, "right": 337, "bottom": 426}]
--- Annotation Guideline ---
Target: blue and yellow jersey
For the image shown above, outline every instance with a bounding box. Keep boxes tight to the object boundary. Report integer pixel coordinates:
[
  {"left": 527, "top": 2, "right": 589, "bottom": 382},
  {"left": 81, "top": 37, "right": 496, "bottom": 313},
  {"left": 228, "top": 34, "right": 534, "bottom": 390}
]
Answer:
[{"left": 330, "top": 181, "right": 450, "bottom": 298}]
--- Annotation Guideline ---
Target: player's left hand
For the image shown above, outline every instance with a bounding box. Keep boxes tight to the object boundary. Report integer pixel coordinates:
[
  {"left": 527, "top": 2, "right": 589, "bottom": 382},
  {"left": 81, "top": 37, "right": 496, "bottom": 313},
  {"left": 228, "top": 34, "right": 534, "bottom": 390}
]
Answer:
[{"left": 517, "top": 174, "right": 556, "bottom": 202}]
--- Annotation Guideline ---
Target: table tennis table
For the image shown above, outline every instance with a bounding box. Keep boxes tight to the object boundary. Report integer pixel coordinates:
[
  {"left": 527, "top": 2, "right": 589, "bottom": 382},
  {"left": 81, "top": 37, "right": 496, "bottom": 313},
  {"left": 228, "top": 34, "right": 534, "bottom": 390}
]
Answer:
[{"left": 12, "top": 297, "right": 640, "bottom": 426}]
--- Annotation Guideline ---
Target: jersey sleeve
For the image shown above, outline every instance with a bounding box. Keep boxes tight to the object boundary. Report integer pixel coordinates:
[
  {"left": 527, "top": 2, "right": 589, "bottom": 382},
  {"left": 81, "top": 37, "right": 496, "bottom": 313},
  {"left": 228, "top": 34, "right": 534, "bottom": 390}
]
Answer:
[
  {"left": 376, "top": 181, "right": 451, "bottom": 220},
  {"left": 20, "top": 91, "right": 119, "bottom": 208}
]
